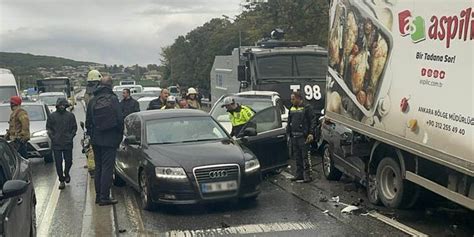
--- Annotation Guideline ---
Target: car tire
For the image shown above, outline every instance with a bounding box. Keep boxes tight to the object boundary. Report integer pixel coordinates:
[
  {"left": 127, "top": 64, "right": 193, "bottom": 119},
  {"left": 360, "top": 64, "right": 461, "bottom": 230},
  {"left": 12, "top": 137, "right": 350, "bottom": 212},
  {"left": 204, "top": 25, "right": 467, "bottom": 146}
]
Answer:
[
  {"left": 376, "top": 157, "right": 416, "bottom": 209},
  {"left": 271, "top": 168, "right": 284, "bottom": 175},
  {"left": 240, "top": 194, "right": 258, "bottom": 203},
  {"left": 139, "top": 170, "right": 155, "bottom": 211},
  {"left": 113, "top": 168, "right": 126, "bottom": 187},
  {"left": 322, "top": 145, "right": 342, "bottom": 181},
  {"left": 44, "top": 153, "right": 54, "bottom": 163}
]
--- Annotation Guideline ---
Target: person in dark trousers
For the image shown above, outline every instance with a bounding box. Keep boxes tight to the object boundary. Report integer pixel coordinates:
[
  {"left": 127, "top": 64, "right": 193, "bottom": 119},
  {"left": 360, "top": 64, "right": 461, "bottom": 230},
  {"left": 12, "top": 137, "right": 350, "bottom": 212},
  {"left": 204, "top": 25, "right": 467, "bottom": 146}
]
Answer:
[
  {"left": 46, "top": 98, "right": 77, "bottom": 190},
  {"left": 287, "top": 91, "right": 318, "bottom": 183},
  {"left": 147, "top": 89, "right": 170, "bottom": 110},
  {"left": 5, "top": 96, "right": 30, "bottom": 158},
  {"left": 86, "top": 76, "right": 124, "bottom": 206},
  {"left": 120, "top": 88, "right": 140, "bottom": 118}
]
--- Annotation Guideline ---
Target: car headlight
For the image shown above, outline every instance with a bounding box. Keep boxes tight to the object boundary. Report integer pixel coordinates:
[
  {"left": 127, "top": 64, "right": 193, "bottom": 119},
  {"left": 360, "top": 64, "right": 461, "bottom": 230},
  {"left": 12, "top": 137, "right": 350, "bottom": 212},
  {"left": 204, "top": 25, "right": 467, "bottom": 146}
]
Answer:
[
  {"left": 245, "top": 159, "right": 260, "bottom": 173},
  {"left": 31, "top": 130, "right": 48, "bottom": 138},
  {"left": 155, "top": 167, "right": 187, "bottom": 179}
]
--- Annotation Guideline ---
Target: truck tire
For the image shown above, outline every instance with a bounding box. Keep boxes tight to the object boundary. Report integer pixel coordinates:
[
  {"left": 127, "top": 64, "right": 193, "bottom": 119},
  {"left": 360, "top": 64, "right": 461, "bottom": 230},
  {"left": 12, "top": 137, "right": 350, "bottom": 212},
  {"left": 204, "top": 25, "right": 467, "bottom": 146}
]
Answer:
[
  {"left": 376, "top": 157, "right": 415, "bottom": 208},
  {"left": 366, "top": 174, "right": 381, "bottom": 205},
  {"left": 322, "top": 145, "right": 342, "bottom": 181}
]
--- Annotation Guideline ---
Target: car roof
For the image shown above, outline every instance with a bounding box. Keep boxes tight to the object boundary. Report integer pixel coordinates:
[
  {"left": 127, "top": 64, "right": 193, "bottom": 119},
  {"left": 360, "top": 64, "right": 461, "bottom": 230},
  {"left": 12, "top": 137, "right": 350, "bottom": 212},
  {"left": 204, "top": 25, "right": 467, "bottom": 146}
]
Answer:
[
  {"left": 137, "top": 96, "right": 158, "bottom": 101},
  {"left": 236, "top": 91, "right": 279, "bottom": 97},
  {"left": 39, "top": 92, "right": 66, "bottom": 96},
  {"left": 135, "top": 109, "right": 209, "bottom": 121},
  {"left": 0, "top": 102, "right": 45, "bottom": 107}
]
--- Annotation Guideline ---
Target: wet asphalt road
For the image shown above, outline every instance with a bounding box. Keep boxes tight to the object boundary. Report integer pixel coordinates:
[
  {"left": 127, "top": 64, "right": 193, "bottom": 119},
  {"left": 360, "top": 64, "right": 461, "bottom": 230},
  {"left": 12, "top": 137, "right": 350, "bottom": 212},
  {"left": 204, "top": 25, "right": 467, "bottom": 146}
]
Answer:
[{"left": 29, "top": 100, "right": 472, "bottom": 236}]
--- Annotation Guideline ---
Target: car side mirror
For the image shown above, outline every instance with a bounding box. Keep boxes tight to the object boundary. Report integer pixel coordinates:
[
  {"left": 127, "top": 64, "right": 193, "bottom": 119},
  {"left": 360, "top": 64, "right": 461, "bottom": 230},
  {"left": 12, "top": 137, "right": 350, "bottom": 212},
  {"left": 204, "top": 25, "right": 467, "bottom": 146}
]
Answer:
[
  {"left": 124, "top": 135, "right": 140, "bottom": 145},
  {"left": 0, "top": 180, "right": 28, "bottom": 200},
  {"left": 243, "top": 127, "right": 257, "bottom": 137},
  {"left": 80, "top": 122, "right": 85, "bottom": 130}
]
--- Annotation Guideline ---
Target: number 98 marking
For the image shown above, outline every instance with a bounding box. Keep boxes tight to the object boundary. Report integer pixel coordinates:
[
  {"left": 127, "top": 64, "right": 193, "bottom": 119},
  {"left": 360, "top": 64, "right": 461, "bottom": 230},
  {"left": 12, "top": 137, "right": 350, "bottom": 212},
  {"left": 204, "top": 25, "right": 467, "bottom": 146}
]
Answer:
[{"left": 304, "top": 85, "right": 321, "bottom": 100}]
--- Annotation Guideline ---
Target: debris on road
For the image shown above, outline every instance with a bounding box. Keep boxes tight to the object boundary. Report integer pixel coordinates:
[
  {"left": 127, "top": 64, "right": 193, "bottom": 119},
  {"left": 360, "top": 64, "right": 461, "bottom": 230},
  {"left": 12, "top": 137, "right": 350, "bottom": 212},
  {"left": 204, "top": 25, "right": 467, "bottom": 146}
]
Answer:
[
  {"left": 319, "top": 196, "right": 328, "bottom": 202},
  {"left": 118, "top": 229, "right": 127, "bottom": 233},
  {"left": 323, "top": 210, "right": 329, "bottom": 215},
  {"left": 341, "top": 205, "right": 360, "bottom": 214},
  {"left": 330, "top": 196, "right": 340, "bottom": 203},
  {"left": 220, "top": 222, "right": 230, "bottom": 228}
]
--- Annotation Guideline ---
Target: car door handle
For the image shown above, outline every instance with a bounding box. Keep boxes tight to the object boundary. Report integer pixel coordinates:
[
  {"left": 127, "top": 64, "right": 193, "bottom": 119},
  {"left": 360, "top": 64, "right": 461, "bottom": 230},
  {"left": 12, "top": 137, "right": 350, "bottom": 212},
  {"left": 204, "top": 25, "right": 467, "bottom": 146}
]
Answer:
[
  {"left": 276, "top": 135, "right": 285, "bottom": 139},
  {"left": 17, "top": 198, "right": 23, "bottom": 205}
]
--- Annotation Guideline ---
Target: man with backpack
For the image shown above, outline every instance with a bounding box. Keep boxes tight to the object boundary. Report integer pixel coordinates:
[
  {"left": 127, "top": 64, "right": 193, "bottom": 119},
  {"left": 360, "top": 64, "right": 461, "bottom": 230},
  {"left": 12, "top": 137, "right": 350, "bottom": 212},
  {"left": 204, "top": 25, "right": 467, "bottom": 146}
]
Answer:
[{"left": 86, "top": 76, "right": 123, "bottom": 206}]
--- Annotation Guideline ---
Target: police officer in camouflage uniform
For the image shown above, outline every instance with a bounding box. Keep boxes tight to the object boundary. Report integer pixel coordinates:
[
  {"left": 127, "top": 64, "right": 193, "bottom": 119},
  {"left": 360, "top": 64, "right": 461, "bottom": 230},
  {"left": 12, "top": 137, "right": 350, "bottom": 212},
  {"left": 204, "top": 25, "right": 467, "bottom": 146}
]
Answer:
[
  {"left": 287, "top": 92, "right": 318, "bottom": 183},
  {"left": 5, "top": 96, "right": 30, "bottom": 158}
]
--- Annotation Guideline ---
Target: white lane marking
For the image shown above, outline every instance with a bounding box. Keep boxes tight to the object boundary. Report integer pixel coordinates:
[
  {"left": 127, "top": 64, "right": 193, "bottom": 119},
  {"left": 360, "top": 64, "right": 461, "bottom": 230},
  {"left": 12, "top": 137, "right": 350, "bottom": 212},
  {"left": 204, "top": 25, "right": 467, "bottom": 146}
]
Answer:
[
  {"left": 281, "top": 171, "right": 295, "bottom": 179},
  {"left": 37, "top": 180, "right": 60, "bottom": 236},
  {"left": 368, "top": 212, "right": 428, "bottom": 237},
  {"left": 81, "top": 175, "right": 93, "bottom": 237},
  {"left": 164, "top": 221, "right": 317, "bottom": 236}
]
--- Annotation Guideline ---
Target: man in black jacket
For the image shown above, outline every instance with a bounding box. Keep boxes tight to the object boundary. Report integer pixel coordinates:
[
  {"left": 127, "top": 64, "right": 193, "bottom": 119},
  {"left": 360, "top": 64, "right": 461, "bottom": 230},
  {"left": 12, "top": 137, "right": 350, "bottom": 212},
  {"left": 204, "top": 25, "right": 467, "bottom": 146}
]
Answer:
[
  {"left": 46, "top": 98, "right": 77, "bottom": 190},
  {"left": 86, "top": 76, "right": 124, "bottom": 206},
  {"left": 286, "top": 92, "right": 318, "bottom": 183},
  {"left": 120, "top": 88, "right": 140, "bottom": 118},
  {"left": 147, "top": 89, "right": 169, "bottom": 110}
]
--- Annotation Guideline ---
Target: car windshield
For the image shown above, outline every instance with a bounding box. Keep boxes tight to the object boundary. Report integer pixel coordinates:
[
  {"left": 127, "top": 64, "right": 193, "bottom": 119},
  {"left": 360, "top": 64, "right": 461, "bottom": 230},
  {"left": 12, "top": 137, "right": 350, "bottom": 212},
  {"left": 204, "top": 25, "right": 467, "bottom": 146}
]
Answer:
[
  {"left": 147, "top": 117, "right": 228, "bottom": 144},
  {"left": 168, "top": 87, "right": 179, "bottom": 93},
  {"left": 39, "top": 95, "right": 65, "bottom": 106},
  {"left": 257, "top": 54, "right": 327, "bottom": 79},
  {"left": 22, "top": 105, "right": 46, "bottom": 121},
  {"left": 0, "top": 86, "right": 18, "bottom": 102},
  {"left": 211, "top": 97, "right": 273, "bottom": 122}
]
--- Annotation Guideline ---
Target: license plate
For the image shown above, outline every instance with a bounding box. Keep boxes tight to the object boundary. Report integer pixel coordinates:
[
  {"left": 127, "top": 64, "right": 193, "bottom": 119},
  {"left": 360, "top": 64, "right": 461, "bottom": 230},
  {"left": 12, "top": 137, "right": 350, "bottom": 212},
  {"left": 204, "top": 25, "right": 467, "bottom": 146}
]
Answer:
[{"left": 201, "top": 181, "right": 237, "bottom": 193}]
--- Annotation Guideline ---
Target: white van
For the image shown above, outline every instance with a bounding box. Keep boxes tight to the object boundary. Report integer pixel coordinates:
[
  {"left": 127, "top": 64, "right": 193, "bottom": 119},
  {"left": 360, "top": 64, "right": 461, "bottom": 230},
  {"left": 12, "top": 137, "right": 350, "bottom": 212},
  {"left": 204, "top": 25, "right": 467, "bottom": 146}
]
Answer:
[{"left": 0, "top": 69, "right": 19, "bottom": 103}]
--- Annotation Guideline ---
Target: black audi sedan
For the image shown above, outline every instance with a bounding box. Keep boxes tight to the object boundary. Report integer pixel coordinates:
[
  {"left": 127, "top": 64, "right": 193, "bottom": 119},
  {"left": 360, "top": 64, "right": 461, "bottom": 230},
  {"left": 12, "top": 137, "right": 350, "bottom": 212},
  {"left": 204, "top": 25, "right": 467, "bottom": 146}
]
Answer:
[{"left": 114, "top": 108, "right": 287, "bottom": 210}]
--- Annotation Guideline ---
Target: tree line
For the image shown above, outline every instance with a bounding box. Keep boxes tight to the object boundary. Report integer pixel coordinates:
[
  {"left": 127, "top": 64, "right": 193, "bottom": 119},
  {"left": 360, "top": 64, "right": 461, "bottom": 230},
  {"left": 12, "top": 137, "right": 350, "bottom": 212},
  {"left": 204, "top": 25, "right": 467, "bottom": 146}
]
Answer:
[{"left": 159, "top": 0, "right": 329, "bottom": 90}]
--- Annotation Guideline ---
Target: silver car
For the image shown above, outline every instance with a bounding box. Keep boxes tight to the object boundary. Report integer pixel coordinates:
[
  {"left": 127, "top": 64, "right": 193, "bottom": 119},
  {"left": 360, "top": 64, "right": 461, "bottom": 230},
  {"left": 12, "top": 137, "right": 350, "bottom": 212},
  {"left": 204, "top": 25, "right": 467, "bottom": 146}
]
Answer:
[{"left": 0, "top": 102, "right": 53, "bottom": 162}]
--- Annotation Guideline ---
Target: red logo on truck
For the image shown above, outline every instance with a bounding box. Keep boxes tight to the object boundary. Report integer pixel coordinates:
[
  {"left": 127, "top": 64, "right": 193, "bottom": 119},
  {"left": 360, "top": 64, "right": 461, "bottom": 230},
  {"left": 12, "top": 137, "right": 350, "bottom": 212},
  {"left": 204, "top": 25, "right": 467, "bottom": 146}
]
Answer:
[{"left": 398, "top": 8, "right": 474, "bottom": 48}]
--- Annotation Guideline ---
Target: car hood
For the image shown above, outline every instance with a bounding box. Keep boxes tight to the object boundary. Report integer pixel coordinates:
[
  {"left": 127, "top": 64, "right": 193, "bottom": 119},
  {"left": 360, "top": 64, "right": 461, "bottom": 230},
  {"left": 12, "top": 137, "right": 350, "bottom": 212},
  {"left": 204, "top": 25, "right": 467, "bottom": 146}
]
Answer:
[
  {"left": 146, "top": 140, "right": 245, "bottom": 170},
  {"left": 0, "top": 121, "right": 46, "bottom": 136}
]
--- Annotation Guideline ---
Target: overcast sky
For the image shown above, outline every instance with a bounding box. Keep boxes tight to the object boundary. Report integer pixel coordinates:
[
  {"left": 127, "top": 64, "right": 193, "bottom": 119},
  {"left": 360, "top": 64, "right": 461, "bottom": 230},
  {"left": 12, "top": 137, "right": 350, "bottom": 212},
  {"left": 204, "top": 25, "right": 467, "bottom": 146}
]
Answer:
[{"left": 0, "top": 0, "right": 241, "bottom": 65}]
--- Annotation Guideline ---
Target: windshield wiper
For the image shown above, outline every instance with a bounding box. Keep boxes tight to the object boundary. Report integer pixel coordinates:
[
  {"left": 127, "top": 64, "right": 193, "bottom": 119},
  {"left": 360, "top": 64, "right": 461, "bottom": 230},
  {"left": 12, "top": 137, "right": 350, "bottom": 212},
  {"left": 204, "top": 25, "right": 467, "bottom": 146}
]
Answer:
[
  {"left": 149, "top": 141, "right": 182, "bottom": 145},
  {"left": 181, "top": 138, "right": 222, "bottom": 143}
]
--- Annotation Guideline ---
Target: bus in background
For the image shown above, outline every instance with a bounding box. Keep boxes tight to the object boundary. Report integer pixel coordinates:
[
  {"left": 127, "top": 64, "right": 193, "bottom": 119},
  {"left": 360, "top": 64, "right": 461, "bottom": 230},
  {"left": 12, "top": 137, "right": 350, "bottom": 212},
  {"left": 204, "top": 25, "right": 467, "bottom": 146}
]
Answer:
[
  {"left": 0, "top": 68, "right": 19, "bottom": 103},
  {"left": 36, "top": 77, "right": 76, "bottom": 110}
]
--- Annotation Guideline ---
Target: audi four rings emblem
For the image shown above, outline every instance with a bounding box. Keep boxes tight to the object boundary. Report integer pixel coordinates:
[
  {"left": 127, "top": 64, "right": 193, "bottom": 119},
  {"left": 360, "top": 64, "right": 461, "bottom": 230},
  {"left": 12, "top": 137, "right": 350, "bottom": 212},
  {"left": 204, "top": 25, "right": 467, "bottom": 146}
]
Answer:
[{"left": 209, "top": 170, "right": 228, "bottom": 178}]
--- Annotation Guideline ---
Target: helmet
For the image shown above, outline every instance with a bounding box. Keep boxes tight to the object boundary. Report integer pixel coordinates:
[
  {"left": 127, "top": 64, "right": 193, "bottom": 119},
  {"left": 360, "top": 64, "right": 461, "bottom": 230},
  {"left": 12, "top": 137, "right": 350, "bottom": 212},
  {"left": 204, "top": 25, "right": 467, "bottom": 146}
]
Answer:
[
  {"left": 87, "top": 70, "right": 102, "bottom": 81},
  {"left": 167, "top": 95, "right": 176, "bottom": 103},
  {"left": 221, "top": 97, "right": 235, "bottom": 107},
  {"left": 10, "top": 96, "right": 22, "bottom": 106},
  {"left": 187, "top": 87, "right": 198, "bottom": 95}
]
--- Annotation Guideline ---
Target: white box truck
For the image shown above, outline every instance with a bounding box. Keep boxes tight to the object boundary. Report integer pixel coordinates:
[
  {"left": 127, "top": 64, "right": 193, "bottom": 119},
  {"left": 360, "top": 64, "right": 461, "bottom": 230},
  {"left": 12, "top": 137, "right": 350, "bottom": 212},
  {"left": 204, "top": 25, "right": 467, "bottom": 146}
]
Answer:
[
  {"left": 322, "top": 0, "right": 473, "bottom": 209},
  {"left": 0, "top": 68, "right": 19, "bottom": 103}
]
